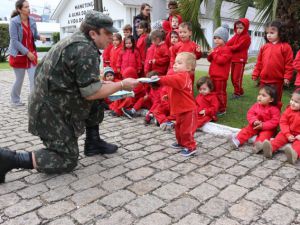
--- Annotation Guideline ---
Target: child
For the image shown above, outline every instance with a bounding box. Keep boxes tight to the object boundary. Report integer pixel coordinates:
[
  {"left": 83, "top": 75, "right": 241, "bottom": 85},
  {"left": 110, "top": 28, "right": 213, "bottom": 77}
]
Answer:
[
  {"left": 170, "top": 30, "right": 179, "bottom": 46},
  {"left": 170, "top": 22, "right": 202, "bottom": 85},
  {"left": 207, "top": 24, "right": 232, "bottom": 115},
  {"left": 195, "top": 76, "right": 219, "bottom": 128},
  {"left": 162, "top": 0, "right": 183, "bottom": 34},
  {"left": 252, "top": 20, "right": 294, "bottom": 108},
  {"left": 262, "top": 89, "right": 300, "bottom": 164},
  {"left": 153, "top": 52, "right": 198, "bottom": 157},
  {"left": 165, "top": 16, "right": 180, "bottom": 47},
  {"left": 137, "top": 21, "right": 151, "bottom": 71},
  {"left": 110, "top": 33, "right": 123, "bottom": 80},
  {"left": 229, "top": 85, "right": 280, "bottom": 152},
  {"left": 102, "top": 67, "right": 119, "bottom": 109},
  {"left": 123, "top": 24, "right": 133, "bottom": 38},
  {"left": 226, "top": 18, "right": 251, "bottom": 99},
  {"left": 148, "top": 30, "right": 170, "bottom": 75},
  {"left": 117, "top": 35, "right": 142, "bottom": 76},
  {"left": 102, "top": 43, "right": 113, "bottom": 67},
  {"left": 293, "top": 50, "right": 300, "bottom": 89}
]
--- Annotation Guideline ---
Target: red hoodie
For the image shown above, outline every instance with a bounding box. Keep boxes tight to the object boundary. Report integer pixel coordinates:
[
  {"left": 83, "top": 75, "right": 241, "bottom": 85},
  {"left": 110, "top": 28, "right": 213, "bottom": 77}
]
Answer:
[
  {"left": 294, "top": 51, "right": 300, "bottom": 86},
  {"left": 102, "top": 43, "right": 113, "bottom": 67},
  {"left": 226, "top": 18, "right": 251, "bottom": 63},
  {"left": 207, "top": 45, "right": 232, "bottom": 80},
  {"left": 117, "top": 48, "right": 142, "bottom": 75},
  {"left": 170, "top": 40, "right": 202, "bottom": 67},
  {"left": 137, "top": 33, "right": 148, "bottom": 64},
  {"left": 252, "top": 42, "right": 294, "bottom": 83},
  {"left": 247, "top": 103, "right": 280, "bottom": 131},
  {"left": 151, "top": 42, "right": 170, "bottom": 75},
  {"left": 279, "top": 106, "right": 300, "bottom": 138},
  {"left": 144, "top": 44, "right": 155, "bottom": 75},
  {"left": 162, "top": 14, "right": 183, "bottom": 33},
  {"left": 195, "top": 92, "right": 219, "bottom": 121},
  {"left": 109, "top": 44, "right": 122, "bottom": 75},
  {"left": 159, "top": 71, "right": 196, "bottom": 115}
]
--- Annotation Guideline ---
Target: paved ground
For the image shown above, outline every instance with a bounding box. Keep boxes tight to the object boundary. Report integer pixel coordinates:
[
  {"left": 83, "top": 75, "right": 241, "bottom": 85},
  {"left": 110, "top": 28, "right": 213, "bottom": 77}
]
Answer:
[{"left": 0, "top": 70, "right": 300, "bottom": 225}]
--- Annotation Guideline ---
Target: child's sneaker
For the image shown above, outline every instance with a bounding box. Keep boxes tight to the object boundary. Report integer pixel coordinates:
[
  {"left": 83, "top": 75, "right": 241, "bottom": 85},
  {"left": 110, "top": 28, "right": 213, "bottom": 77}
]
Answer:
[
  {"left": 165, "top": 122, "right": 174, "bottom": 130},
  {"left": 171, "top": 142, "right": 182, "bottom": 149},
  {"left": 283, "top": 145, "right": 298, "bottom": 165},
  {"left": 122, "top": 108, "right": 135, "bottom": 119},
  {"left": 144, "top": 113, "right": 153, "bottom": 125},
  {"left": 253, "top": 141, "right": 263, "bottom": 154},
  {"left": 262, "top": 140, "right": 273, "bottom": 158},
  {"left": 160, "top": 122, "right": 168, "bottom": 130},
  {"left": 180, "top": 148, "right": 197, "bottom": 157}
]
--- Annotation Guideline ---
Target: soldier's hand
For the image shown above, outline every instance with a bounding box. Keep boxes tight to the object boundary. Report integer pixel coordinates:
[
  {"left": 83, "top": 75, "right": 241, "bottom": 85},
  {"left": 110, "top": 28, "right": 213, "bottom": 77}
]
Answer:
[{"left": 121, "top": 78, "right": 139, "bottom": 91}]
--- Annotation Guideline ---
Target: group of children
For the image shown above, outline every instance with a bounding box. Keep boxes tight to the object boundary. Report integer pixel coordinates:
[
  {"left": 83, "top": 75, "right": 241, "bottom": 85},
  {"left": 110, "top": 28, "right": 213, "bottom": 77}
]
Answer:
[{"left": 100, "top": 0, "right": 300, "bottom": 160}]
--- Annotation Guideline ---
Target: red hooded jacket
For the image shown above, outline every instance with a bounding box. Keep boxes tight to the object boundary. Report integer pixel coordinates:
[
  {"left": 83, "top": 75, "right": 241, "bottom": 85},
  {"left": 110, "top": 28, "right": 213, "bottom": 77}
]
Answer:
[
  {"left": 117, "top": 48, "right": 142, "bottom": 75},
  {"left": 252, "top": 42, "right": 294, "bottom": 83},
  {"left": 226, "top": 18, "right": 251, "bottom": 63},
  {"left": 151, "top": 42, "right": 170, "bottom": 75},
  {"left": 144, "top": 44, "right": 155, "bottom": 75},
  {"left": 247, "top": 103, "right": 280, "bottom": 131},
  {"left": 294, "top": 51, "right": 300, "bottom": 86},
  {"left": 109, "top": 44, "right": 122, "bottom": 74},
  {"left": 280, "top": 106, "right": 300, "bottom": 138},
  {"left": 137, "top": 33, "right": 148, "bottom": 64},
  {"left": 195, "top": 92, "right": 219, "bottom": 121},
  {"left": 102, "top": 43, "right": 113, "bottom": 67},
  {"left": 207, "top": 45, "right": 232, "bottom": 80}
]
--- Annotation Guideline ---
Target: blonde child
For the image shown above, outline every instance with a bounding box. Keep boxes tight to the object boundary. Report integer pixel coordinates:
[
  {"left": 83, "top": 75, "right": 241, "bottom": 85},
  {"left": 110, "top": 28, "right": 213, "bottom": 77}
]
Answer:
[
  {"left": 229, "top": 85, "right": 280, "bottom": 152},
  {"left": 262, "top": 89, "right": 300, "bottom": 164},
  {"left": 110, "top": 33, "right": 123, "bottom": 80}
]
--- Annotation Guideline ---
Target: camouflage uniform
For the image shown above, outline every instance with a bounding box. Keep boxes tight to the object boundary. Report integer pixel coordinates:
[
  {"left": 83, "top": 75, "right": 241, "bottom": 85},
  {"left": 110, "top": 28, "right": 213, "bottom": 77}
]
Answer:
[{"left": 28, "top": 31, "right": 103, "bottom": 173}]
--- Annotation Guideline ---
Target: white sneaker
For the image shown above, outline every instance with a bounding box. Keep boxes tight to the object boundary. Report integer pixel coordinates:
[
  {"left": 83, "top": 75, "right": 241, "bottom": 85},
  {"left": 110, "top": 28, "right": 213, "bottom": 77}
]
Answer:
[{"left": 11, "top": 102, "right": 25, "bottom": 107}]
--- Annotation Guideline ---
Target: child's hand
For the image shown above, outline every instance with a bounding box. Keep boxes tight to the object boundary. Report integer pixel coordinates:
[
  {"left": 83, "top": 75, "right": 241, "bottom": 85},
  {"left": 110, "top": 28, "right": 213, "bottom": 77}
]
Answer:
[
  {"left": 199, "top": 110, "right": 205, "bottom": 116},
  {"left": 295, "top": 135, "right": 300, "bottom": 140},
  {"left": 144, "top": 95, "right": 149, "bottom": 100},
  {"left": 253, "top": 120, "right": 261, "bottom": 126},
  {"left": 284, "top": 79, "right": 290, "bottom": 86},
  {"left": 252, "top": 76, "right": 258, "bottom": 81},
  {"left": 162, "top": 95, "right": 168, "bottom": 101},
  {"left": 152, "top": 59, "right": 156, "bottom": 64},
  {"left": 253, "top": 123, "right": 263, "bottom": 130},
  {"left": 288, "top": 135, "right": 295, "bottom": 142},
  {"left": 208, "top": 48, "right": 214, "bottom": 54},
  {"left": 117, "top": 68, "right": 120, "bottom": 73},
  {"left": 196, "top": 45, "right": 201, "bottom": 52}
]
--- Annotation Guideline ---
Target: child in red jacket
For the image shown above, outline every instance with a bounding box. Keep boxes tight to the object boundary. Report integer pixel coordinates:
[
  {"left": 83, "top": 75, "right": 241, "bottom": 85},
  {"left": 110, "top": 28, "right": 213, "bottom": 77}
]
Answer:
[
  {"left": 137, "top": 21, "right": 150, "bottom": 74},
  {"left": 294, "top": 50, "right": 300, "bottom": 89},
  {"left": 110, "top": 33, "right": 123, "bottom": 80},
  {"left": 252, "top": 20, "right": 294, "bottom": 108},
  {"left": 170, "top": 22, "right": 202, "bottom": 85},
  {"left": 195, "top": 76, "right": 219, "bottom": 128},
  {"left": 152, "top": 52, "right": 197, "bottom": 156},
  {"left": 117, "top": 35, "right": 142, "bottom": 76},
  {"left": 102, "top": 43, "right": 113, "bottom": 67},
  {"left": 229, "top": 85, "right": 280, "bottom": 152},
  {"left": 162, "top": 0, "right": 183, "bottom": 35},
  {"left": 262, "top": 89, "right": 300, "bottom": 164},
  {"left": 208, "top": 24, "right": 232, "bottom": 115},
  {"left": 102, "top": 67, "right": 119, "bottom": 109},
  {"left": 226, "top": 18, "right": 251, "bottom": 99}
]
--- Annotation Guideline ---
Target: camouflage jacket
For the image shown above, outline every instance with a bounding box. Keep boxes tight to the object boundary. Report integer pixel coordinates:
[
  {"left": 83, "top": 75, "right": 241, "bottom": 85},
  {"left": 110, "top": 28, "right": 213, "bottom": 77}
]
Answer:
[{"left": 28, "top": 31, "right": 102, "bottom": 139}]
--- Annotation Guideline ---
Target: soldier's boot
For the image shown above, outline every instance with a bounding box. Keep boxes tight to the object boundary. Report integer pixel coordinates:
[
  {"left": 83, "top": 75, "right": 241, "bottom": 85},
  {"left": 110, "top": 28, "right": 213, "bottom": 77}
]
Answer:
[
  {"left": 84, "top": 125, "right": 118, "bottom": 157},
  {"left": 0, "top": 148, "right": 33, "bottom": 183}
]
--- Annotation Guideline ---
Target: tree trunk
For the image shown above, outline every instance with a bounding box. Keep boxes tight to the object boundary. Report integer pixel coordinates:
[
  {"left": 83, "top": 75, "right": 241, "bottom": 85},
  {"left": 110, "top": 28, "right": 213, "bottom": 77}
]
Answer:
[{"left": 94, "top": 0, "right": 103, "bottom": 12}]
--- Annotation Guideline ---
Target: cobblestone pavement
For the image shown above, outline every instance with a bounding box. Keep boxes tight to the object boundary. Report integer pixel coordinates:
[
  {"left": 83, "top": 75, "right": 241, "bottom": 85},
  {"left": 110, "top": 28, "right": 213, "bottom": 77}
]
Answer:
[{"left": 0, "top": 70, "right": 300, "bottom": 225}]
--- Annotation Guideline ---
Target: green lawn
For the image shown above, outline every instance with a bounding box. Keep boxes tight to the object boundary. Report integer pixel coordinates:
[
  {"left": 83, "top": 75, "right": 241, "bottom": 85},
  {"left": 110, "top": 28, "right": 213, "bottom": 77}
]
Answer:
[
  {"left": 0, "top": 61, "right": 10, "bottom": 70},
  {"left": 195, "top": 71, "right": 292, "bottom": 128}
]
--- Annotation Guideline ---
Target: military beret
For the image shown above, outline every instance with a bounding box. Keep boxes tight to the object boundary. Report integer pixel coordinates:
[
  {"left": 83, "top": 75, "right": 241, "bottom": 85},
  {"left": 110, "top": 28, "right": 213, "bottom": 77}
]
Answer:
[{"left": 84, "top": 10, "right": 118, "bottom": 33}]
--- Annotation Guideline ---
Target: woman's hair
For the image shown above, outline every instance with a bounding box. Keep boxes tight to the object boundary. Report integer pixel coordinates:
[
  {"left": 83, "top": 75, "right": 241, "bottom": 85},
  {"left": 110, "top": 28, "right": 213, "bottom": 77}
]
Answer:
[
  {"left": 168, "top": 1, "right": 178, "bottom": 9},
  {"left": 260, "top": 85, "right": 278, "bottom": 106},
  {"left": 138, "top": 20, "right": 151, "bottom": 34},
  {"left": 196, "top": 76, "right": 214, "bottom": 91},
  {"left": 140, "top": 3, "right": 151, "bottom": 15},
  {"left": 150, "top": 30, "right": 165, "bottom": 41},
  {"left": 123, "top": 35, "right": 136, "bottom": 52},
  {"left": 264, "top": 20, "right": 288, "bottom": 43},
  {"left": 11, "top": 0, "right": 26, "bottom": 18},
  {"left": 113, "top": 33, "right": 122, "bottom": 43}
]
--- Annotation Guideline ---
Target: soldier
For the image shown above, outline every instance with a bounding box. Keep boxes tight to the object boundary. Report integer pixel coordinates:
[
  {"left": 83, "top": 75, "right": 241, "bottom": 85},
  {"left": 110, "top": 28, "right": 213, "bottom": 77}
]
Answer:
[{"left": 0, "top": 11, "right": 139, "bottom": 183}]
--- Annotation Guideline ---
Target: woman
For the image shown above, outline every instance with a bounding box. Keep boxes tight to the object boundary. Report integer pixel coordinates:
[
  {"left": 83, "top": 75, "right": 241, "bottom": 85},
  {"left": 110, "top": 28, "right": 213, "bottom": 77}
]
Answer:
[
  {"left": 133, "top": 3, "right": 151, "bottom": 41},
  {"left": 8, "top": 0, "right": 45, "bottom": 107}
]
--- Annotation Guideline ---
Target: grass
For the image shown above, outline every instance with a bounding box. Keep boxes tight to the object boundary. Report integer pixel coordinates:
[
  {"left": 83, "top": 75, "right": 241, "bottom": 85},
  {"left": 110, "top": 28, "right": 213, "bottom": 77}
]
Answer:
[
  {"left": 0, "top": 61, "right": 10, "bottom": 70},
  {"left": 195, "top": 71, "right": 292, "bottom": 128}
]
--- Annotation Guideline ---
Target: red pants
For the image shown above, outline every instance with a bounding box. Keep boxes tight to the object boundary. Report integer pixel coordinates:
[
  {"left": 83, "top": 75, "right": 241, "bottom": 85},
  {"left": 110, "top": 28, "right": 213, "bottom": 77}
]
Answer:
[
  {"left": 260, "top": 81, "right": 283, "bottom": 109},
  {"left": 237, "top": 125, "right": 275, "bottom": 145},
  {"left": 231, "top": 62, "right": 245, "bottom": 96},
  {"left": 271, "top": 132, "right": 300, "bottom": 156},
  {"left": 175, "top": 110, "right": 197, "bottom": 150},
  {"left": 133, "top": 97, "right": 152, "bottom": 111},
  {"left": 211, "top": 79, "right": 227, "bottom": 113},
  {"left": 197, "top": 115, "right": 211, "bottom": 128}
]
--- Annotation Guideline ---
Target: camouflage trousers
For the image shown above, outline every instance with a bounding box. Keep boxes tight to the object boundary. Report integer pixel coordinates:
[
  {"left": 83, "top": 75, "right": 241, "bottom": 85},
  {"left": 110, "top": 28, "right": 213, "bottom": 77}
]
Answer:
[{"left": 34, "top": 101, "right": 104, "bottom": 174}]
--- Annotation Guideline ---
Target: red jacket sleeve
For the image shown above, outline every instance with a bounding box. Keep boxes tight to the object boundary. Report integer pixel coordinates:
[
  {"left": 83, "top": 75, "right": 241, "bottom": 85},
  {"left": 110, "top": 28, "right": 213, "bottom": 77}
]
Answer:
[
  {"left": 226, "top": 35, "right": 251, "bottom": 53},
  {"left": 262, "top": 107, "right": 280, "bottom": 130},
  {"left": 194, "top": 44, "right": 202, "bottom": 59},
  {"left": 280, "top": 107, "right": 292, "bottom": 138},
  {"left": 283, "top": 44, "right": 294, "bottom": 81},
  {"left": 170, "top": 45, "right": 178, "bottom": 68},
  {"left": 205, "top": 95, "right": 219, "bottom": 117},
  {"left": 207, "top": 52, "right": 213, "bottom": 62},
  {"left": 159, "top": 73, "right": 188, "bottom": 90},
  {"left": 117, "top": 51, "right": 123, "bottom": 70},
  {"left": 135, "top": 50, "right": 142, "bottom": 71},
  {"left": 252, "top": 46, "right": 264, "bottom": 79},
  {"left": 247, "top": 103, "right": 259, "bottom": 125},
  {"left": 212, "top": 48, "right": 232, "bottom": 65},
  {"left": 294, "top": 51, "right": 300, "bottom": 71}
]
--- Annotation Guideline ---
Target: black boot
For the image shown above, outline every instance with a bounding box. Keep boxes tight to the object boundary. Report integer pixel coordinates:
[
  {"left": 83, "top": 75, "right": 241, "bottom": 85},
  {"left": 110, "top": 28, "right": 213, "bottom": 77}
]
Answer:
[
  {"left": 84, "top": 125, "right": 118, "bottom": 156},
  {"left": 0, "top": 148, "right": 33, "bottom": 183}
]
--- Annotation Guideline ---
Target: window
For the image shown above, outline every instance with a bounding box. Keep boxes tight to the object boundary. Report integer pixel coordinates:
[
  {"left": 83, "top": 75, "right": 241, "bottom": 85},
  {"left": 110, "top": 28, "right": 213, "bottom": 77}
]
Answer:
[{"left": 113, "top": 20, "right": 124, "bottom": 30}]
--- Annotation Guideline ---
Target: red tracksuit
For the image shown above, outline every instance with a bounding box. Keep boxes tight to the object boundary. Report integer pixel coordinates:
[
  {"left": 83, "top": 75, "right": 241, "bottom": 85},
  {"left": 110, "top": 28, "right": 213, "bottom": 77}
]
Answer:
[
  {"left": 270, "top": 106, "right": 300, "bottom": 157},
  {"left": 195, "top": 92, "right": 219, "bottom": 128},
  {"left": 207, "top": 45, "right": 232, "bottom": 113},
  {"left": 109, "top": 44, "right": 122, "bottom": 80},
  {"left": 159, "top": 71, "right": 197, "bottom": 150},
  {"left": 236, "top": 103, "right": 280, "bottom": 145},
  {"left": 102, "top": 43, "right": 113, "bottom": 67},
  {"left": 150, "top": 42, "right": 170, "bottom": 75},
  {"left": 252, "top": 42, "right": 294, "bottom": 103},
  {"left": 134, "top": 86, "right": 163, "bottom": 113},
  {"left": 226, "top": 18, "right": 251, "bottom": 96},
  {"left": 137, "top": 33, "right": 148, "bottom": 75},
  {"left": 152, "top": 87, "right": 174, "bottom": 124},
  {"left": 144, "top": 44, "right": 155, "bottom": 75},
  {"left": 294, "top": 51, "right": 300, "bottom": 88},
  {"left": 117, "top": 48, "right": 142, "bottom": 76}
]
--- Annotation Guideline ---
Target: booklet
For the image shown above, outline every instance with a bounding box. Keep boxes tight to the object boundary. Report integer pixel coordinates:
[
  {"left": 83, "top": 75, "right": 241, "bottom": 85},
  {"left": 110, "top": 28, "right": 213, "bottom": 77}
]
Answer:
[
  {"left": 108, "top": 90, "right": 135, "bottom": 101},
  {"left": 137, "top": 77, "right": 160, "bottom": 83}
]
